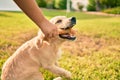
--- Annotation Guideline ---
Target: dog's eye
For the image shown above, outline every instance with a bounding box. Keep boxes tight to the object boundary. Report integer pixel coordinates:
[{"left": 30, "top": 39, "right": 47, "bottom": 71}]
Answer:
[{"left": 56, "top": 20, "right": 62, "bottom": 23}]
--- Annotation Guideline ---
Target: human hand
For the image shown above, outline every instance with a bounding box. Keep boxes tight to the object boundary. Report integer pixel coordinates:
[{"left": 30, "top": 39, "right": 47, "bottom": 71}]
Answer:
[{"left": 40, "top": 19, "right": 58, "bottom": 38}]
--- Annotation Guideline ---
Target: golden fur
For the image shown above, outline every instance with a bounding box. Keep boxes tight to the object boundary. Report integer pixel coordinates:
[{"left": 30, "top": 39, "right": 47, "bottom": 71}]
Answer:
[{"left": 1, "top": 16, "right": 76, "bottom": 80}]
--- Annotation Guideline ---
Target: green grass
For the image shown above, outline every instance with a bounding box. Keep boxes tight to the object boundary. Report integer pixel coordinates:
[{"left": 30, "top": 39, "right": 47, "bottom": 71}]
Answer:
[
  {"left": 103, "top": 7, "right": 120, "bottom": 14},
  {"left": 0, "top": 9, "right": 120, "bottom": 80}
]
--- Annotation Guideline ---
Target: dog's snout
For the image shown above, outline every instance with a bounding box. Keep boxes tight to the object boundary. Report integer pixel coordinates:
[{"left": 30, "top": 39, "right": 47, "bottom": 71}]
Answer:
[{"left": 71, "top": 17, "right": 76, "bottom": 24}]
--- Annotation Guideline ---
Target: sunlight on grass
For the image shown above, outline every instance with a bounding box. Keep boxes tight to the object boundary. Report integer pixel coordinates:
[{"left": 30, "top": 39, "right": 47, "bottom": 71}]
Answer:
[
  {"left": 0, "top": 10, "right": 120, "bottom": 80},
  {"left": 76, "top": 17, "right": 120, "bottom": 38}
]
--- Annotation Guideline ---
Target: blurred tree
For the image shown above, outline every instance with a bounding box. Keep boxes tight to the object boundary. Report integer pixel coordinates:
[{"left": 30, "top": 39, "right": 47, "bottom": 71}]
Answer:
[
  {"left": 46, "top": 0, "right": 54, "bottom": 9},
  {"left": 95, "top": 0, "right": 101, "bottom": 11},
  {"left": 36, "top": 0, "right": 46, "bottom": 8},
  {"left": 99, "top": 0, "right": 120, "bottom": 8},
  {"left": 87, "top": 0, "right": 120, "bottom": 11},
  {"left": 87, "top": 0, "right": 96, "bottom": 11},
  {"left": 54, "top": 0, "right": 67, "bottom": 9}
]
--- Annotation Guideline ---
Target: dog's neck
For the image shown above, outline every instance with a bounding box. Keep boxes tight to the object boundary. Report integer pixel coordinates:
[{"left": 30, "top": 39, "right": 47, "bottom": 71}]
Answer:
[{"left": 44, "top": 37, "right": 65, "bottom": 46}]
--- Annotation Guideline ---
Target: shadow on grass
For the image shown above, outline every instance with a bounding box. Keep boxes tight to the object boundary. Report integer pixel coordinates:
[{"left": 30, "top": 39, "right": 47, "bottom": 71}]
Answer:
[
  {"left": 6, "top": 11, "right": 22, "bottom": 13},
  {"left": 0, "top": 13, "right": 11, "bottom": 17}
]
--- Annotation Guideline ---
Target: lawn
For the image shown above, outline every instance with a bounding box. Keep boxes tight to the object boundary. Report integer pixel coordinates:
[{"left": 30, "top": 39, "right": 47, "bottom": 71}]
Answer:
[{"left": 0, "top": 9, "right": 120, "bottom": 80}]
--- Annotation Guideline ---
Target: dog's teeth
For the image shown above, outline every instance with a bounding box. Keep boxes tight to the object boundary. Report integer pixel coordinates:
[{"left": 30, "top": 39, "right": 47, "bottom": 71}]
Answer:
[{"left": 71, "top": 35, "right": 76, "bottom": 37}]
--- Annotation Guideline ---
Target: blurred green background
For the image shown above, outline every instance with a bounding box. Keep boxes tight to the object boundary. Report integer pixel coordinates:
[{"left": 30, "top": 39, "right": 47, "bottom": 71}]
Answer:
[{"left": 0, "top": 0, "right": 120, "bottom": 80}]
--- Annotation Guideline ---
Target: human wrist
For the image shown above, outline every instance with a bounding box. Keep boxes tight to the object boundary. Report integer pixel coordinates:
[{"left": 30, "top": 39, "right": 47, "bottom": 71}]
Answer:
[
  {"left": 38, "top": 18, "right": 49, "bottom": 30},
  {"left": 38, "top": 19, "right": 50, "bottom": 36}
]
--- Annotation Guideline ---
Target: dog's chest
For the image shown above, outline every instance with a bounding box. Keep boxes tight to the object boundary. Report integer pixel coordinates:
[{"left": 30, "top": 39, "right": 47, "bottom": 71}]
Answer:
[
  {"left": 44, "top": 47, "right": 62, "bottom": 60},
  {"left": 56, "top": 49, "right": 62, "bottom": 59}
]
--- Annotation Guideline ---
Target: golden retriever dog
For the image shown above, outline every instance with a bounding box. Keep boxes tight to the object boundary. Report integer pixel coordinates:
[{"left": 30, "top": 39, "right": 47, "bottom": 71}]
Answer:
[{"left": 1, "top": 16, "right": 76, "bottom": 80}]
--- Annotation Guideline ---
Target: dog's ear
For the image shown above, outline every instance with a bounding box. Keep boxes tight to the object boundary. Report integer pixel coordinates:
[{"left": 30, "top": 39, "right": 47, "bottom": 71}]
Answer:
[
  {"left": 50, "top": 16, "right": 67, "bottom": 24},
  {"left": 50, "top": 18, "right": 56, "bottom": 24},
  {"left": 35, "top": 30, "right": 45, "bottom": 49}
]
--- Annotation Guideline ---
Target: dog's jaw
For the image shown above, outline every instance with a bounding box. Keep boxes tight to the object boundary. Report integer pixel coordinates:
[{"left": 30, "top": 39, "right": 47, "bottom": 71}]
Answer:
[{"left": 59, "top": 34, "right": 76, "bottom": 40}]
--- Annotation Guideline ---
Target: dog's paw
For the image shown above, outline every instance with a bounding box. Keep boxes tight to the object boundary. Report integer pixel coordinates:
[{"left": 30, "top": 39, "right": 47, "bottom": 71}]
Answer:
[
  {"left": 53, "top": 77, "right": 62, "bottom": 80},
  {"left": 65, "top": 71, "right": 72, "bottom": 79}
]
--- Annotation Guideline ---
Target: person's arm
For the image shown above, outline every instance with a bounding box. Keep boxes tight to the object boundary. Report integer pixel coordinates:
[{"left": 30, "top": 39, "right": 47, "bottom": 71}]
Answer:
[{"left": 14, "top": 0, "right": 57, "bottom": 37}]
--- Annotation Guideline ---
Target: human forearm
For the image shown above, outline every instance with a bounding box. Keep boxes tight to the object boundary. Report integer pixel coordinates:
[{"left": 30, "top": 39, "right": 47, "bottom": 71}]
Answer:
[
  {"left": 14, "top": 0, "right": 47, "bottom": 28},
  {"left": 14, "top": 0, "right": 58, "bottom": 37}
]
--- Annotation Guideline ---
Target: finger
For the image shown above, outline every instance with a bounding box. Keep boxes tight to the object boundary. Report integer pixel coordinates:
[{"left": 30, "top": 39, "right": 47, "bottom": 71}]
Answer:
[
  {"left": 44, "top": 33, "right": 48, "bottom": 40},
  {"left": 51, "top": 29, "right": 58, "bottom": 37},
  {"left": 54, "top": 30, "right": 58, "bottom": 36},
  {"left": 51, "top": 32, "right": 56, "bottom": 38},
  {"left": 58, "top": 29, "right": 64, "bottom": 34},
  {"left": 48, "top": 33, "right": 53, "bottom": 38}
]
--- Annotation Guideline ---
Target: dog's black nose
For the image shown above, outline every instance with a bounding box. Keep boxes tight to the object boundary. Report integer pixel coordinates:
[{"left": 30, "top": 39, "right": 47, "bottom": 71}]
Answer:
[{"left": 71, "top": 17, "right": 76, "bottom": 24}]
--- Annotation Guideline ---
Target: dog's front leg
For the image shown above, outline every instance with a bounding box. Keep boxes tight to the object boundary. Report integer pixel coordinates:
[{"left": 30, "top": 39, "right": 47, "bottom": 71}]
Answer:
[
  {"left": 55, "top": 61, "right": 59, "bottom": 66},
  {"left": 43, "top": 64, "right": 72, "bottom": 79}
]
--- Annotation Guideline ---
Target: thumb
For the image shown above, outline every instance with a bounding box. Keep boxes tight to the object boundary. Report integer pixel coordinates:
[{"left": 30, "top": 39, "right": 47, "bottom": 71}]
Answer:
[{"left": 58, "top": 29, "right": 64, "bottom": 34}]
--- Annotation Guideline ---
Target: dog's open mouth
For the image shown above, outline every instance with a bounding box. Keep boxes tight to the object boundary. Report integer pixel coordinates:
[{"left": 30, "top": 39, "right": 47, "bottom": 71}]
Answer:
[
  {"left": 59, "top": 29, "right": 76, "bottom": 40},
  {"left": 56, "top": 16, "right": 76, "bottom": 40},
  {"left": 59, "top": 33, "right": 76, "bottom": 40}
]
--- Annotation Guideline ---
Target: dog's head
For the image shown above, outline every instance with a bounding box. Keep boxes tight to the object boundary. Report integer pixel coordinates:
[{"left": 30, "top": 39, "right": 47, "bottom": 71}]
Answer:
[
  {"left": 36, "top": 16, "right": 76, "bottom": 48},
  {"left": 50, "top": 16, "right": 76, "bottom": 40}
]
